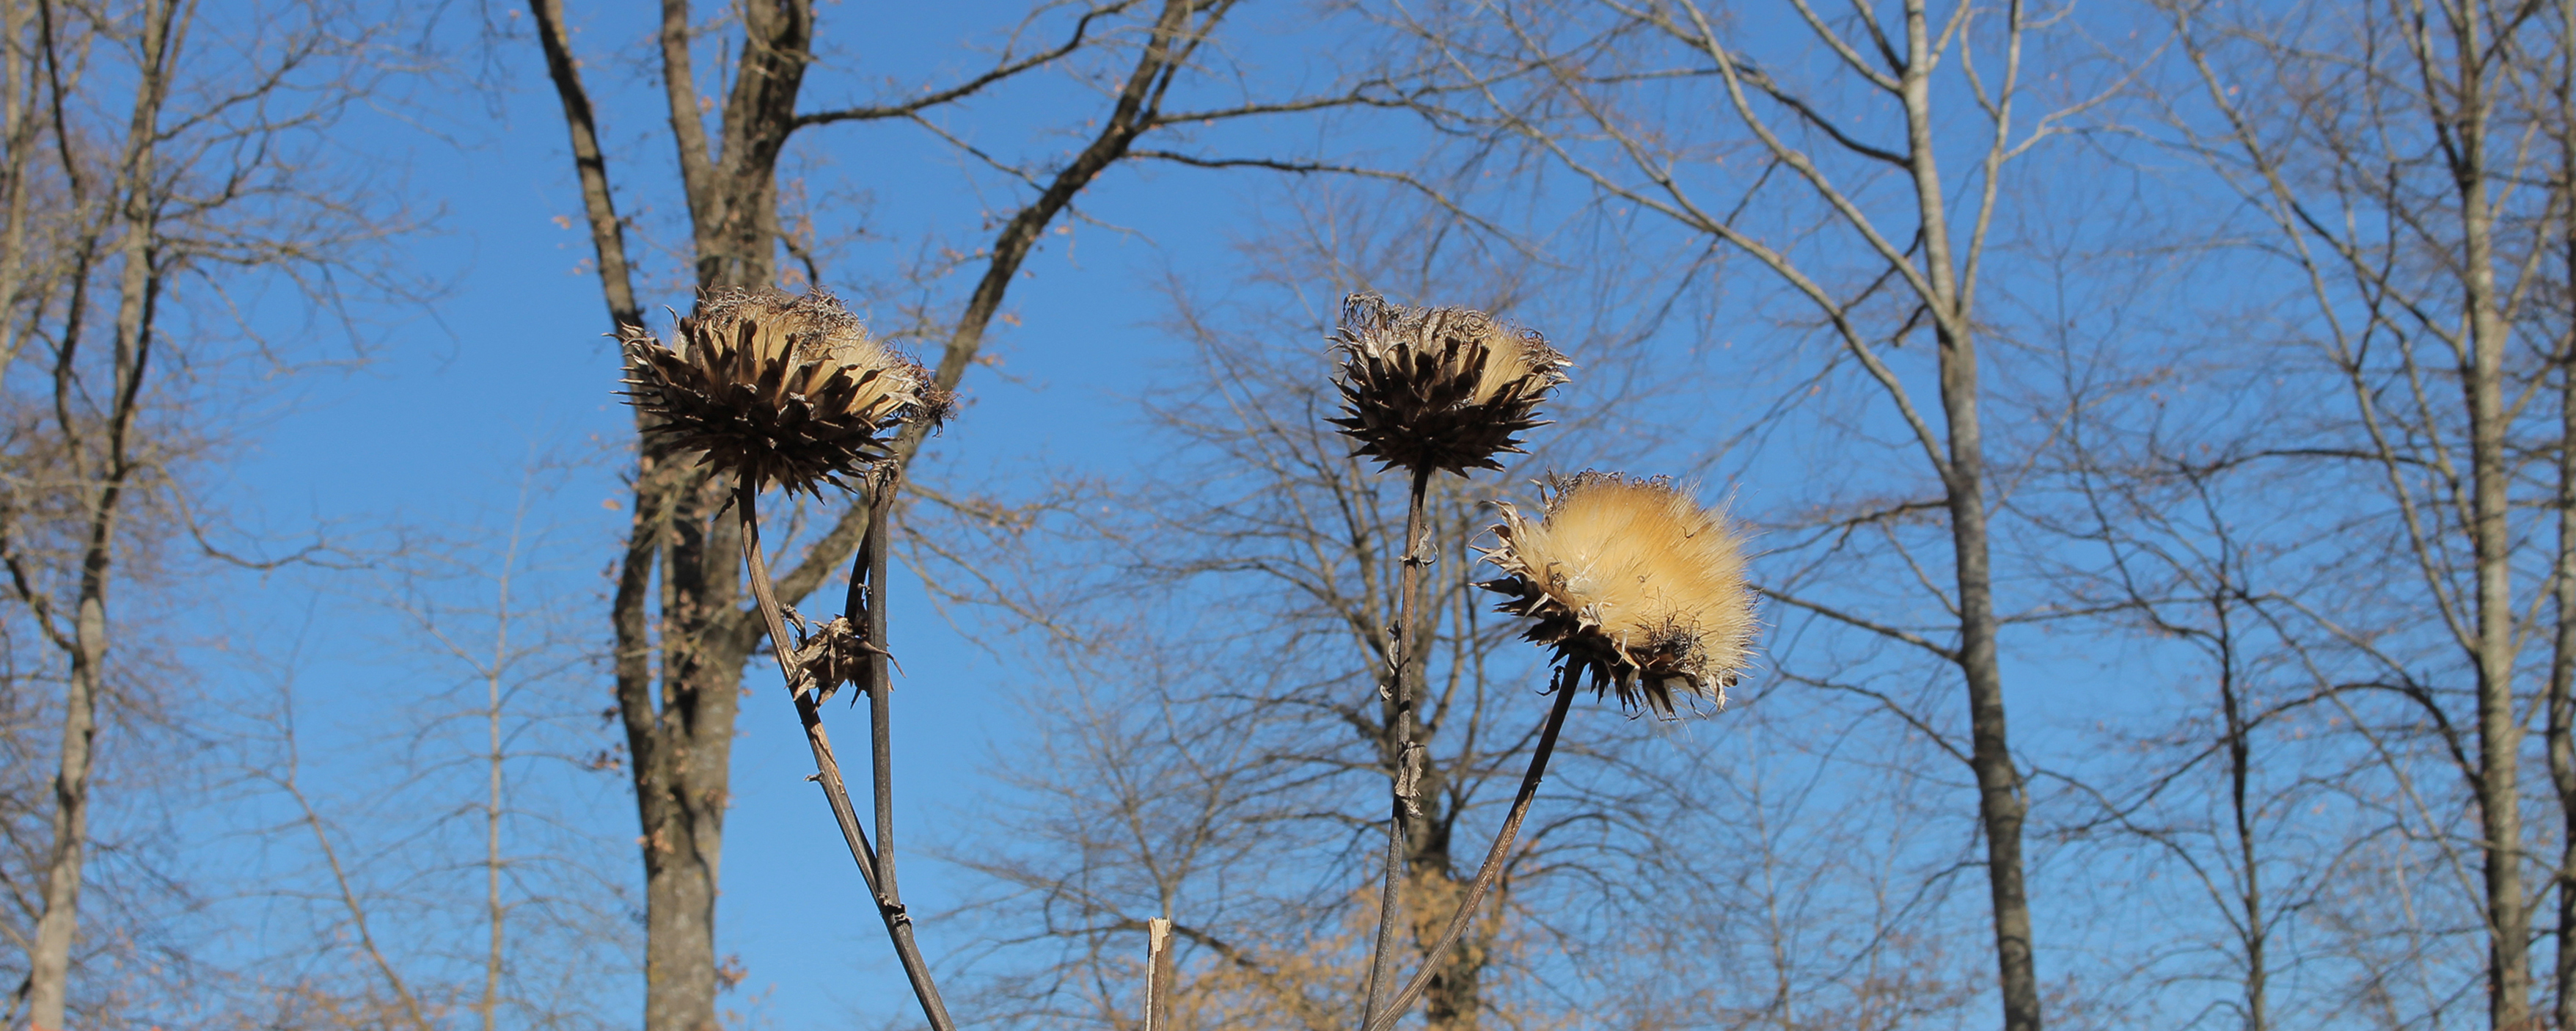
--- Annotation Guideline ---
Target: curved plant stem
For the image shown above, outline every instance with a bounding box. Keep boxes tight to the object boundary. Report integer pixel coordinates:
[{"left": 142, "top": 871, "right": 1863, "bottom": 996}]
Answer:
[
  {"left": 736, "top": 480, "right": 957, "bottom": 1031},
  {"left": 1362, "top": 666, "right": 1578, "bottom": 1031},
  {"left": 1360, "top": 465, "right": 1435, "bottom": 1027}
]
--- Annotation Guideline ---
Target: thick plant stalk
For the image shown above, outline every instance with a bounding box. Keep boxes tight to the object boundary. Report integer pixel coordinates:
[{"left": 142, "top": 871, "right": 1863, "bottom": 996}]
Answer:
[
  {"left": 736, "top": 481, "right": 957, "bottom": 1031},
  {"left": 852, "top": 467, "right": 951, "bottom": 1024},
  {"left": 862, "top": 469, "right": 904, "bottom": 921},
  {"left": 1360, "top": 465, "right": 1435, "bottom": 1026},
  {"left": 1363, "top": 668, "right": 1578, "bottom": 1031}
]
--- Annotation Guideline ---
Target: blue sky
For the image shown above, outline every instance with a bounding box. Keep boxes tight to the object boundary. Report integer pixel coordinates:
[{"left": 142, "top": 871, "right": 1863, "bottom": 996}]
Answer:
[
  {"left": 143, "top": 0, "right": 2437, "bottom": 1026},
  {"left": 201, "top": 1, "right": 1369, "bottom": 1024}
]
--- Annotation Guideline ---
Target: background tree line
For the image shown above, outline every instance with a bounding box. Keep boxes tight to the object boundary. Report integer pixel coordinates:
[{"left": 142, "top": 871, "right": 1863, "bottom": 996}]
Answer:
[{"left": 4, "top": 0, "right": 2575, "bottom": 1030}]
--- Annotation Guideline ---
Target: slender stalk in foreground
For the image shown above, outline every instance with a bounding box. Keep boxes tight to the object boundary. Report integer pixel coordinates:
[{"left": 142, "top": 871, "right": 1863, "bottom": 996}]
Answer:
[
  {"left": 864, "top": 469, "right": 902, "bottom": 910},
  {"left": 1361, "top": 464, "right": 1434, "bottom": 1024},
  {"left": 1363, "top": 666, "right": 1578, "bottom": 1031},
  {"left": 737, "top": 481, "right": 957, "bottom": 1031},
  {"left": 855, "top": 465, "right": 947, "bottom": 1021}
]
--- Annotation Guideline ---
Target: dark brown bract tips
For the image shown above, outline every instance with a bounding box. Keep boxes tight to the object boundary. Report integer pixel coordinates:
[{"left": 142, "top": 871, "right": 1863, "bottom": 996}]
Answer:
[
  {"left": 1328, "top": 294, "right": 1568, "bottom": 477},
  {"left": 620, "top": 288, "right": 950, "bottom": 495}
]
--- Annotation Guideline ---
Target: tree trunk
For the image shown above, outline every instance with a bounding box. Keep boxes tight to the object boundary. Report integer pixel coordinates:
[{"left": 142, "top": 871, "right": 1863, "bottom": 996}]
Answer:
[
  {"left": 624, "top": 471, "right": 750, "bottom": 1031},
  {"left": 2443, "top": 3, "right": 2531, "bottom": 1024},
  {"left": 1394, "top": 492, "right": 1505, "bottom": 1031},
  {"left": 22, "top": 602, "right": 102, "bottom": 1031},
  {"left": 530, "top": 2, "right": 1232, "bottom": 1024},
  {"left": 2551, "top": 324, "right": 2576, "bottom": 1029},
  {"left": 1895, "top": 0, "right": 2038, "bottom": 1025},
  {"left": 2551, "top": 9, "right": 2576, "bottom": 1020},
  {"left": 1938, "top": 318, "right": 2038, "bottom": 1031},
  {"left": 20, "top": 1, "right": 172, "bottom": 1022},
  {"left": 617, "top": 4, "right": 811, "bottom": 1026},
  {"left": 525, "top": 1, "right": 1246, "bottom": 1020},
  {"left": 2217, "top": 612, "right": 2269, "bottom": 1031},
  {"left": 1412, "top": 865, "right": 1482, "bottom": 1031},
  {"left": 0, "top": 0, "right": 36, "bottom": 366}
]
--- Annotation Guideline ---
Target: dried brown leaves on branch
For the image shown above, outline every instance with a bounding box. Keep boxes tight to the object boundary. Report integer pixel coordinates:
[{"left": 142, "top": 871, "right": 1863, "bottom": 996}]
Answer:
[
  {"left": 1480, "top": 472, "right": 1757, "bottom": 716},
  {"left": 1329, "top": 294, "right": 1568, "bottom": 476},
  {"left": 621, "top": 288, "right": 949, "bottom": 497}
]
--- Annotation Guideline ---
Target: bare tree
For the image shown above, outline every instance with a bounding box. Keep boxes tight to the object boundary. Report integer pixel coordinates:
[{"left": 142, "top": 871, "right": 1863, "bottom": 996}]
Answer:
[
  {"left": 521, "top": 1, "right": 1440, "bottom": 1026},
  {"left": 0, "top": 0, "right": 408, "bottom": 1024},
  {"left": 373, "top": 459, "right": 634, "bottom": 1031},
  {"left": 2039, "top": 415, "right": 2363, "bottom": 1030},
  {"left": 2546, "top": 4, "right": 2576, "bottom": 1024},
  {"left": 203, "top": 453, "right": 634, "bottom": 1031},
  {"left": 1372, "top": 1, "right": 2145, "bottom": 1026},
  {"left": 2150, "top": 0, "right": 2575, "bottom": 1023},
  {"left": 898, "top": 192, "right": 1790, "bottom": 1031},
  {"left": 5, "top": 4, "right": 186, "bottom": 1019},
  {"left": 253, "top": 679, "right": 442, "bottom": 1031}
]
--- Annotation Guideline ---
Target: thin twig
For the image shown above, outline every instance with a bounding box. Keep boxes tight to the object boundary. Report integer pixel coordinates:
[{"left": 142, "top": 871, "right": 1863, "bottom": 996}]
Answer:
[{"left": 282, "top": 730, "right": 433, "bottom": 1031}]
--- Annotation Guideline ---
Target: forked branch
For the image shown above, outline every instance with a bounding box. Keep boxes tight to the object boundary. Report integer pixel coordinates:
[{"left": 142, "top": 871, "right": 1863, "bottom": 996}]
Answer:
[{"left": 735, "top": 481, "right": 957, "bottom": 1031}]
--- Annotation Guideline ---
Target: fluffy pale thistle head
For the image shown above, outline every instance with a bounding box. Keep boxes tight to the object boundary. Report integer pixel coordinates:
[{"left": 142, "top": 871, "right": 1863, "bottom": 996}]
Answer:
[
  {"left": 1478, "top": 472, "right": 1758, "bottom": 716},
  {"left": 1328, "top": 293, "right": 1570, "bottom": 477},
  {"left": 620, "top": 288, "right": 950, "bottom": 495}
]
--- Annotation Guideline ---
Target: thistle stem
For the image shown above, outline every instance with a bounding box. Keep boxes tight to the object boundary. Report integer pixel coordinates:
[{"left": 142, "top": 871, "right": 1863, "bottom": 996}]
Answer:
[
  {"left": 736, "top": 480, "right": 957, "bottom": 1031},
  {"left": 1360, "top": 465, "right": 1435, "bottom": 1028},
  {"left": 860, "top": 467, "right": 937, "bottom": 1016},
  {"left": 858, "top": 468, "right": 905, "bottom": 926},
  {"left": 1361, "top": 666, "right": 1578, "bottom": 1031}
]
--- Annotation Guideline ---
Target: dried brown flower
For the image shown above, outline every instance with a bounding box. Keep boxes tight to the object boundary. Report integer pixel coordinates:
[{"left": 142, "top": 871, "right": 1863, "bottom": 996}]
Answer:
[
  {"left": 620, "top": 288, "right": 950, "bottom": 495},
  {"left": 1328, "top": 294, "right": 1569, "bottom": 476},
  {"left": 780, "top": 609, "right": 875, "bottom": 705},
  {"left": 1478, "top": 472, "right": 1757, "bottom": 716}
]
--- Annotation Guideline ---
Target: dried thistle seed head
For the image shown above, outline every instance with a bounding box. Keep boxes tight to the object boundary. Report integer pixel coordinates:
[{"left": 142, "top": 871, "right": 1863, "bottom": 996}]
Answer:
[
  {"left": 786, "top": 614, "right": 868, "bottom": 704},
  {"left": 619, "top": 288, "right": 951, "bottom": 495},
  {"left": 1478, "top": 471, "right": 1758, "bottom": 717},
  {"left": 1328, "top": 293, "right": 1570, "bottom": 477}
]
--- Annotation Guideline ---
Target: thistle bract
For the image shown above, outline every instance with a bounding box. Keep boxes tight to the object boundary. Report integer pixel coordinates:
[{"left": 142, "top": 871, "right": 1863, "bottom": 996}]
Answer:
[
  {"left": 1328, "top": 294, "right": 1568, "bottom": 476},
  {"left": 1479, "top": 472, "right": 1757, "bottom": 716},
  {"left": 620, "top": 288, "right": 948, "bottom": 495}
]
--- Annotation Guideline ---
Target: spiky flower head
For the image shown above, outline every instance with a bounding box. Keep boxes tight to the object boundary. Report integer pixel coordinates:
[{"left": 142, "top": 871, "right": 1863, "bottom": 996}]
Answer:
[
  {"left": 620, "top": 288, "right": 949, "bottom": 495},
  {"left": 1478, "top": 472, "right": 1758, "bottom": 716},
  {"left": 1328, "top": 294, "right": 1569, "bottom": 477}
]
